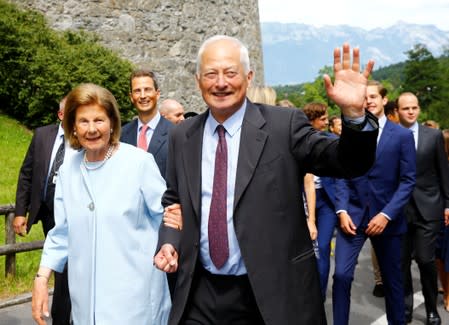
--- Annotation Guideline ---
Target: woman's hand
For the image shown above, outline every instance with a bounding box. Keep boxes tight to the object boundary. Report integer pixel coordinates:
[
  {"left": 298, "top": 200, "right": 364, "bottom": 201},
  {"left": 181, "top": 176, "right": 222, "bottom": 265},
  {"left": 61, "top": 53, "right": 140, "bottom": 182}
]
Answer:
[
  {"left": 163, "top": 203, "right": 183, "bottom": 230},
  {"left": 31, "top": 268, "right": 52, "bottom": 325},
  {"left": 307, "top": 219, "right": 318, "bottom": 241}
]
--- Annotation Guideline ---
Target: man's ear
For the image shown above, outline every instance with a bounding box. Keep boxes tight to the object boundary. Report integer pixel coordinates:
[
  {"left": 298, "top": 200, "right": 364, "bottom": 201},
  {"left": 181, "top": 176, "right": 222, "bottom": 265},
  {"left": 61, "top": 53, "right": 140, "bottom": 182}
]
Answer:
[
  {"left": 247, "top": 70, "right": 254, "bottom": 85},
  {"left": 195, "top": 74, "right": 201, "bottom": 90}
]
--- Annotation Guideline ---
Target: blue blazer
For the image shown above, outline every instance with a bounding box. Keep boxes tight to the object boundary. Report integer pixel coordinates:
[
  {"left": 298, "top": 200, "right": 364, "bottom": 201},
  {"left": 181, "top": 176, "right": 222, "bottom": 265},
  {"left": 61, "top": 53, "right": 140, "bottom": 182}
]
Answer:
[
  {"left": 120, "top": 117, "right": 173, "bottom": 179},
  {"left": 334, "top": 120, "right": 416, "bottom": 236}
]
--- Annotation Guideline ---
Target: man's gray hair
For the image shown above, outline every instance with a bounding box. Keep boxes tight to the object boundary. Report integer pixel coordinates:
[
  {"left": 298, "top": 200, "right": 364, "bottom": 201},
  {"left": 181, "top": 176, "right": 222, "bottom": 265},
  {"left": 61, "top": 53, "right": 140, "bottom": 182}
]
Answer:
[{"left": 196, "top": 35, "right": 251, "bottom": 76}]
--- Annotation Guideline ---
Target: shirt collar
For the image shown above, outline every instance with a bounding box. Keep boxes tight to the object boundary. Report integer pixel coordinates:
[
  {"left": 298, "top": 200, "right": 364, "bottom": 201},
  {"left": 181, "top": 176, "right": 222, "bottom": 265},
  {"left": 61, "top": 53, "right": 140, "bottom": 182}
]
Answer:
[
  {"left": 205, "top": 99, "right": 247, "bottom": 137},
  {"left": 409, "top": 121, "right": 419, "bottom": 133},
  {"left": 378, "top": 114, "right": 387, "bottom": 129},
  {"left": 57, "top": 123, "right": 64, "bottom": 138},
  {"left": 138, "top": 111, "right": 161, "bottom": 131}
]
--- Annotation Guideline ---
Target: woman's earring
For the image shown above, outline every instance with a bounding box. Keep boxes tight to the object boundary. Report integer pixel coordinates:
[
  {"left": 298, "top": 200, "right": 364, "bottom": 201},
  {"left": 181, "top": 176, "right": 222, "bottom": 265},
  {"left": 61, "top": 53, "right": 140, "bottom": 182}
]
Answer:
[
  {"left": 73, "top": 130, "right": 77, "bottom": 136},
  {"left": 110, "top": 129, "right": 113, "bottom": 134}
]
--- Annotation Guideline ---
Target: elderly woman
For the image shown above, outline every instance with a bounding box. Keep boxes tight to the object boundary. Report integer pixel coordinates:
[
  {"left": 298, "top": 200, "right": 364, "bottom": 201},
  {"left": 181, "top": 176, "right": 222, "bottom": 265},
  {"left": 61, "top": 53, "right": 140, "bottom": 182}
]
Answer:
[{"left": 32, "top": 83, "right": 179, "bottom": 324}]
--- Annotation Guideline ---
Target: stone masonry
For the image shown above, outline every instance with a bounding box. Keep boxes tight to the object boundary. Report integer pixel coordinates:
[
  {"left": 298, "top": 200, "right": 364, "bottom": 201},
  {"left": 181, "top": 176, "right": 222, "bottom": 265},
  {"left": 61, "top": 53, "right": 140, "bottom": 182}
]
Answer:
[{"left": 10, "top": 0, "right": 264, "bottom": 114}]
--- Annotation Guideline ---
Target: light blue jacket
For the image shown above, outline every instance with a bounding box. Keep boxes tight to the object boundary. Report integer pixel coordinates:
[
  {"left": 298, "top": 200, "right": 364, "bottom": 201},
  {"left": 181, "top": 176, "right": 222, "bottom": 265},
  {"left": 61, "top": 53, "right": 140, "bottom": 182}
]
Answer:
[{"left": 41, "top": 143, "right": 171, "bottom": 324}]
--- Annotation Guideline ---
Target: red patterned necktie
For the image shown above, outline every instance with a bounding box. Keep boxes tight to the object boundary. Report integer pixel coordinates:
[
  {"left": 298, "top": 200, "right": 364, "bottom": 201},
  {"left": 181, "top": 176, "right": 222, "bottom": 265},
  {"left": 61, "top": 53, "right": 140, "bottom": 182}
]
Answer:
[
  {"left": 208, "top": 125, "right": 229, "bottom": 269},
  {"left": 138, "top": 124, "right": 149, "bottom": 150}
]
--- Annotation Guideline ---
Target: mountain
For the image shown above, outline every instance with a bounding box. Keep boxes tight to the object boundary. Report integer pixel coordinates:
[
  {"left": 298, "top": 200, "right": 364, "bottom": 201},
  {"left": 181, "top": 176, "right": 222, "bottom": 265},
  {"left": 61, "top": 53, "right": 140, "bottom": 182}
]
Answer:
[{"left": 261, "top": 22, "right": 449, "bottom": 85}]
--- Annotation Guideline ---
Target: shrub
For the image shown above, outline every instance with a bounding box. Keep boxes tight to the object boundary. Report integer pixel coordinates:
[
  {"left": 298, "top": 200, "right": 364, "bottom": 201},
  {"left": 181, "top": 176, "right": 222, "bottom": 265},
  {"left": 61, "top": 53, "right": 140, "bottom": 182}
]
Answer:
[{"left": 0, "top": 0, "right": 135, "bottom": 129}]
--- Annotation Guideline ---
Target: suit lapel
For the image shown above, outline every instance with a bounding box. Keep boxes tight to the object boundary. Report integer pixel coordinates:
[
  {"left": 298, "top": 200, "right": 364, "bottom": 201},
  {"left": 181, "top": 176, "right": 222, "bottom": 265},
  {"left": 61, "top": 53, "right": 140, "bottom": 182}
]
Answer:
[
  {"left": 376, "top": 120, "right": 392, "bottom": 159},
  {"left": 149, "top": 118, "right": 168, "bottom": 156},
  {"left": 416, "top": 124, "right": 426, "bottom": 155},
  {"left": 43, "top": 125, "right": 60, "bottom": 175},
  {"left": 234, "top": 102, "right": 267, "bottom": 209},
  {"left": 122, "top": 119, "right": 138, "bottom": 146},
  {"left": 183, "top": 113, "right": 207, "bottom": 219}
]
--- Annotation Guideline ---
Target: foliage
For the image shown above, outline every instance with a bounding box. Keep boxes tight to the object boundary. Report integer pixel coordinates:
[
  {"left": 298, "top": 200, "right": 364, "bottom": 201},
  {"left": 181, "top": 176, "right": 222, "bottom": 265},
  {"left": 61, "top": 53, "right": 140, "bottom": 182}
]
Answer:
[
  {"left": 274, "top": 44, "right": 449, "bottom": 128},
  {"left": 0, "top": 114, "right": 31, "bottom": 204},
  {"left": 0, "top": 0, "right": 135, "bottom": 129},
  {"left": 401, "top": 44, "right": 449, "bottom": 128},
  {"left": 0, "top": 113, "right": 47, "bottom": 299},
  {"left": 371, "top": 62, "right": 406, "bottom": 90},
  {"left": 402, "top": 44, "right": 440, "bottom": 108}
]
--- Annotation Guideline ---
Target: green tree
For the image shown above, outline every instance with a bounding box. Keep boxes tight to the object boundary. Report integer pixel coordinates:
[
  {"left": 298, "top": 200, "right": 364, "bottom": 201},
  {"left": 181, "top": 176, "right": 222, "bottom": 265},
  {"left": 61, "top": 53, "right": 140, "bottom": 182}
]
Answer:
[
  {"left": 0, "top": 0, "right": 135, "bottom": 129},
  {"left": 403, "top": 44, "right": 440, "bottom": 110}
]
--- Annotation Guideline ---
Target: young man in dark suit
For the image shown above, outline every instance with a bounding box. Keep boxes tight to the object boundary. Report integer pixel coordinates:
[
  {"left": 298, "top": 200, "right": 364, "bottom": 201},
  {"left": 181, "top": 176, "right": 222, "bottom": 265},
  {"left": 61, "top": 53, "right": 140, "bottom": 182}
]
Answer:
[
  {"left": 120, "top": 69, "right": 173, "bottom": 179},
  {"left": 14, "top": 97, "right": 72, "bottom": 325},
  {"left": 154, "top": 35, "right": 379, "bottom": 324},
  {"left": 397, "top": 92, "right": 449, "bottom": 325},
  {"left": 332, "top": 81, "right": 416, "bottom": 325}
]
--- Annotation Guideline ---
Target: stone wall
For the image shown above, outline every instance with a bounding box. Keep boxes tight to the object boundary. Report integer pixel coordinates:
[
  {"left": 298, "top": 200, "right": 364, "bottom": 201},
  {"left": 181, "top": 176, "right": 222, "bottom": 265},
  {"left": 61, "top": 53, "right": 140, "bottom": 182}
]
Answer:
[{"left": 10, "top": 0, "right": 264, "bottom": 114}]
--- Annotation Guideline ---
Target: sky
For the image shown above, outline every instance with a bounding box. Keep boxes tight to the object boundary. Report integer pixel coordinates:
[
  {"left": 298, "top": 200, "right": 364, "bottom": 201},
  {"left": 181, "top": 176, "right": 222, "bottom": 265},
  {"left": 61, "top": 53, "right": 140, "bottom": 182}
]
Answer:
[{"left": 258, "top": 0, "right": 449, "bottom": 31}]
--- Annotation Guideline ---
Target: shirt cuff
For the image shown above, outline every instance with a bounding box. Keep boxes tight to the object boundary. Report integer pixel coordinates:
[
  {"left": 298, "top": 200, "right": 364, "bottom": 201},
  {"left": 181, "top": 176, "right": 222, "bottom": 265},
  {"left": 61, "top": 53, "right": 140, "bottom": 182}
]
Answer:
[
  {"left": 342, "top": 110, "right": 379, "bottom": 131},
  {"left": 380, "top": 212, "right": 391, "bottom": 221}
]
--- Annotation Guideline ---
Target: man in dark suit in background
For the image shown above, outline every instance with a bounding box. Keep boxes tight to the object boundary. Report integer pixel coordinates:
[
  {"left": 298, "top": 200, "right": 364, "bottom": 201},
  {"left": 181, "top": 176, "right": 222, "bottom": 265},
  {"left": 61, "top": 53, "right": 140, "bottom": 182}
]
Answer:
[
  {"left": 120, "top": 69, "right": 173, "bottom": 179},
  {"left": 154, "top": 35, "right": 378, "bottom": 324},
  {"left": 13, "top": 97, "right": 71, "bottom": 325},
  {"left": 397, "top": 92, "right": 449, "bottom": 325},
  {"left": 332, "top": 81, "right": 416, "bottom": 325}
]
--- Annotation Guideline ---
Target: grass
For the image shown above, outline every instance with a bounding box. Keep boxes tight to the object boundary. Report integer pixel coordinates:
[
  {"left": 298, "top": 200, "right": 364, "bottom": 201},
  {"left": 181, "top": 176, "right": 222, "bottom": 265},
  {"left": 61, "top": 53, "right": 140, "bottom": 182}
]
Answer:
[{"left": 0, "top": 113, "right": 50, "bottom": 300}]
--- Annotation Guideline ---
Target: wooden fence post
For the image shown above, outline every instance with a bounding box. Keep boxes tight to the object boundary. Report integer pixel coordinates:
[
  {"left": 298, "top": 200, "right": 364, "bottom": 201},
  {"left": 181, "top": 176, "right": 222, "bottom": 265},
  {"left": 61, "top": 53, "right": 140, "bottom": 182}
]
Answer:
[{"left": 5, "top": 210, "right": 16, "bottom": 277}]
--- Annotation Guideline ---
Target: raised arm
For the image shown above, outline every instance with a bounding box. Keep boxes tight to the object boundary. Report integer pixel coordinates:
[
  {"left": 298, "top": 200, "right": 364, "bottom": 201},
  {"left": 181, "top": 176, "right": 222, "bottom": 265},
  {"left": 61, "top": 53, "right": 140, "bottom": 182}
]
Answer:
[{"left": 324, "top": 43, "right": 375, "bottom": 118}]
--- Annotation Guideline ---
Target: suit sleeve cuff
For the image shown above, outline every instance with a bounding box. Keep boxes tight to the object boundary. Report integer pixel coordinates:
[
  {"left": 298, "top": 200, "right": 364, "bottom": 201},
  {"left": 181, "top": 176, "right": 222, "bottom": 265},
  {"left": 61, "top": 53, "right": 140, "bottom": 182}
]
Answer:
[{"left": 342, "top": 110, "right": 379, "bottom": 132}]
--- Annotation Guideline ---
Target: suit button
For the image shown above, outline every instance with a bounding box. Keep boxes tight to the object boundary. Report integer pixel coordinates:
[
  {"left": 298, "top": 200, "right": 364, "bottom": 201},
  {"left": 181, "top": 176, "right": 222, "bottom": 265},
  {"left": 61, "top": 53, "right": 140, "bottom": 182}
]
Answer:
[{"left": 194, "top": 242, "right": 198, "bottom": 248}]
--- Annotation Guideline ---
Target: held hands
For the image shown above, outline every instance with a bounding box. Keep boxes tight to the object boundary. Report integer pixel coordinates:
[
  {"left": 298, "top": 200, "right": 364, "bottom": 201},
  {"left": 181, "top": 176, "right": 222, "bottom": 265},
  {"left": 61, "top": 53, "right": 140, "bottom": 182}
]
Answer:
[
  {"left": 163, "top": 203, "right": 183, "bottom": 230},
  {"left": 13, "top": 216, "right": 27, "bottom": 237},
  {"left": 324, "top": 43, "right": 375, "bottom": 118},
  {"left": 154, "top": 244, "right": 179, "bottom": 273},
  {"left": 155, "top": 204, "right": 182, "bottom": 273},
  {"left": 365, "top": 213, "right": 389, "bottom": 236}
]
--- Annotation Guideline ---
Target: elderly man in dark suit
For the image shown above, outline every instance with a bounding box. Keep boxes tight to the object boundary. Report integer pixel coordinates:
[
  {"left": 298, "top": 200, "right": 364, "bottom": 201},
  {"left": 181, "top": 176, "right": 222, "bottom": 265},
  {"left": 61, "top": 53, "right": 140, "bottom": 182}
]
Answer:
[
  {"left": 14, "top": 97, "right": 71, "bottom": 325},
  {"left": 154, "top": 35, "right": 378, "bottom": 324},
  {"left": 397, "top": 92, "right": 449, "bottom": 325},
  {"left": 120, "top": 69, "right": 173, "bottom": 179}
]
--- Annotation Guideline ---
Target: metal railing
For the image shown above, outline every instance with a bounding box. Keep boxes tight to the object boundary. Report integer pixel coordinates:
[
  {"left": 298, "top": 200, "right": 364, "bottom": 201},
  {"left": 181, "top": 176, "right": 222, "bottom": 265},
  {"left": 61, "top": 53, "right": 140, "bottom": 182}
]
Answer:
[{"left": 0, "top": 204, "right": 44, "bottom": 277}]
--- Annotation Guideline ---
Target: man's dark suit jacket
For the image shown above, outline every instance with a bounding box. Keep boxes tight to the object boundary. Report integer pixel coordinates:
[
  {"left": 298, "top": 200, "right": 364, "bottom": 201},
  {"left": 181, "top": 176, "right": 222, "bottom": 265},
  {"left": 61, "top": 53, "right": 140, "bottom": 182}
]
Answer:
[
  {"left": 410, "top": 124, "right": 449, "bottom": 220},
  {"left": 15, "top": 124, "right": 59, "bottom": 232},
  {"left": 120, "top": 116, "right": 173, "bottom": 179},
  {"left": 158, "top": 101, "right": 378, "bottom": 325}
]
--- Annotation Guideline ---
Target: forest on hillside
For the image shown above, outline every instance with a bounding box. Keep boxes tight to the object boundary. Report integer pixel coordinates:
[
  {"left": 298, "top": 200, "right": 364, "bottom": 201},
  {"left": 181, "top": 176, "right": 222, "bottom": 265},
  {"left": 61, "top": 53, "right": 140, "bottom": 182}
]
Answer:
[{"left": 274, "top": 44, "right": 449, "bottom": 128}]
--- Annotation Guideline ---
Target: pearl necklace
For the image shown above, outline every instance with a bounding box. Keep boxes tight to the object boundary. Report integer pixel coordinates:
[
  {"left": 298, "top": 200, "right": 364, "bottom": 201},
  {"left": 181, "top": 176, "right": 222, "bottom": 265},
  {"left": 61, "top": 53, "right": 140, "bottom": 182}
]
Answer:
[{"left": 83, "top": 144, "right": 115, "bottom": 170}]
